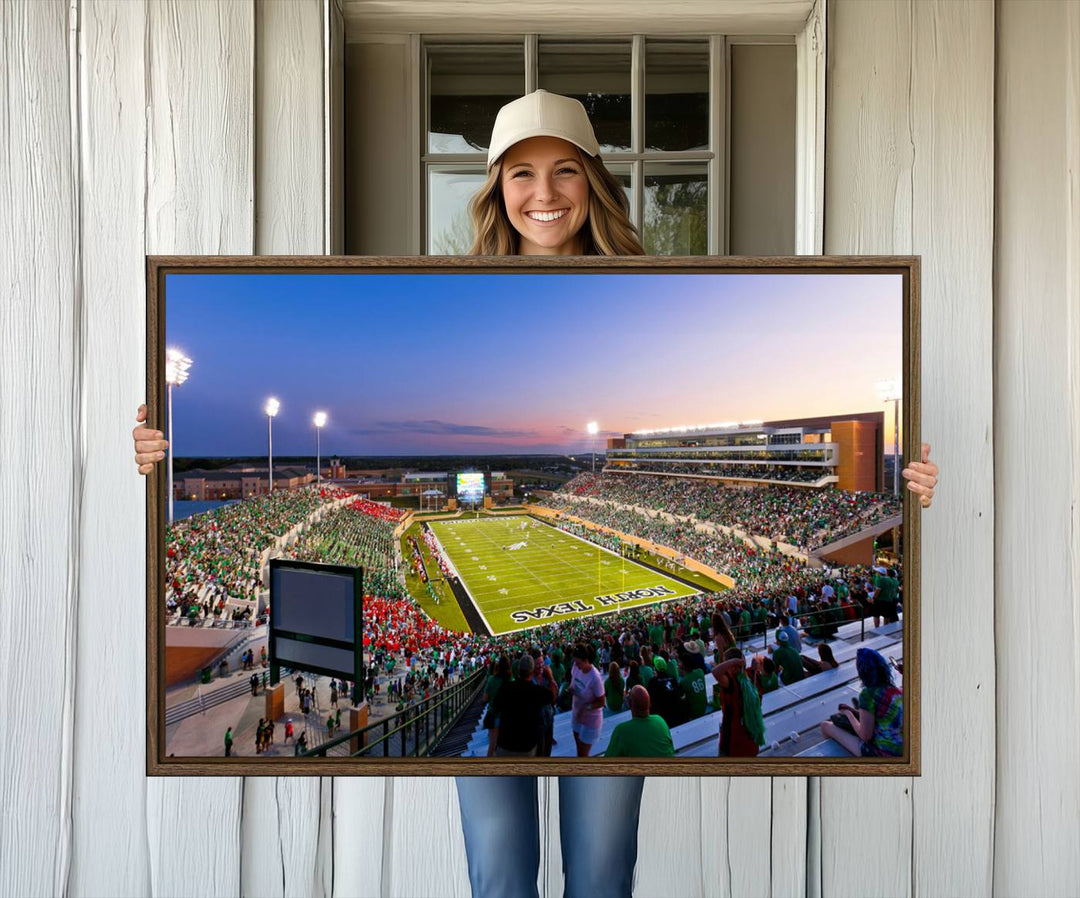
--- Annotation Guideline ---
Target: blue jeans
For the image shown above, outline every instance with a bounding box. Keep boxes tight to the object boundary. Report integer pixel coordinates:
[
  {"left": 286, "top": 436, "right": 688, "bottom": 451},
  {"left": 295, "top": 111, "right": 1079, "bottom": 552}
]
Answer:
[{"left": 455, "top": 776, "right": 645, "bottom": 898}]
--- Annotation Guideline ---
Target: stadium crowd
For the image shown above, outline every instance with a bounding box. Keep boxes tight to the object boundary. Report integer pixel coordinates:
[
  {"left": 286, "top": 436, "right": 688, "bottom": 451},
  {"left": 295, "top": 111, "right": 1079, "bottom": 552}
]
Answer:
[
  {"left": 167, "top": 479, "right": 903, "bottom": 757},
  {"left": 287, "top": 496, "right": 406, "bottom": 600},
  {"left": 546, "top": 472, "right": 901, "bottom": 550},
  {"left": 475, "top": 582, "right": 904, "bottom": 758},
  {"left": 617, "top": 461, "right": 827, "bottom": 484},
  {"left": 165, "top": 486, "right": 350, "bottom": 623}
]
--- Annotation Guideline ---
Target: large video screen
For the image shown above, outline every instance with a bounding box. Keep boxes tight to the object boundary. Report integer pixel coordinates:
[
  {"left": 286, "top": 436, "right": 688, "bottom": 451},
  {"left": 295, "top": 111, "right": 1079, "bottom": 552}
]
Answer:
[{"left": 456, "top": 472, "right": 485, "bottom": 504}]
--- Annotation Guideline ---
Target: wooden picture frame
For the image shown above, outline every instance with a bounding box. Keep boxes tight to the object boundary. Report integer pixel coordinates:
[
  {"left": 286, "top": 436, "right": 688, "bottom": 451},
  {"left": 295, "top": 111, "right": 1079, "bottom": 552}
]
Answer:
[{"left": 147, "top": 255, "right": 920, "bottom": 776}]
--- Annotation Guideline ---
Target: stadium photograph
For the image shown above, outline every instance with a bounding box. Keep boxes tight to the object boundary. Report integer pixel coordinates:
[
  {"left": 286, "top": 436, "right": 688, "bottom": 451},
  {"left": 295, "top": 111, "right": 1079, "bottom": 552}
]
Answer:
[{"left": 152, "top": 263, "right": 913, "bottom": 771}]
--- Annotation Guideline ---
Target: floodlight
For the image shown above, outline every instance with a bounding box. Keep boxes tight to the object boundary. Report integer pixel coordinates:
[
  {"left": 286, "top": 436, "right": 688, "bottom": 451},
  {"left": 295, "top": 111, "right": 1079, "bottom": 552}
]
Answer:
[
  {"left": 586, "top": 421, "right": 599, "bottom": 435},
  {"left": 165, "top": 348, "right": 193, "bottom": 386},
  {"left": 313, "top": 411, "right": 327, "bottom": 487},
  {"left": 265, "top": 397, "right": 280, "bottom": 417},
  {"left": 164, "top": 349, "right": 192, "bottom": 524},
  {"left": 876, "top": 377, "right": 903, "bottom": 495},
  {"left": 876, "top": 378, "right": 902, "bottom": 402}
]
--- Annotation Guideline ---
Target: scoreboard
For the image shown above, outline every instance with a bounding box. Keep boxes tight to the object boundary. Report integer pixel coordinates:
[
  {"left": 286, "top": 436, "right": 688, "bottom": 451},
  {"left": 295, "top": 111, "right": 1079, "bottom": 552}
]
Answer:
[{"left": 453, "top": 471, "right": 486, "bottom": 504}]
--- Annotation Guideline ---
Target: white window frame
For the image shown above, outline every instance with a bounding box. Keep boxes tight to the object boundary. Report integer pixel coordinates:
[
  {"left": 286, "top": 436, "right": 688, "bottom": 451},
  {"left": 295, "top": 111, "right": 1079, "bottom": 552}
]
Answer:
[{"left": 400, "top": 0, "right": 825, "bottom": 256}]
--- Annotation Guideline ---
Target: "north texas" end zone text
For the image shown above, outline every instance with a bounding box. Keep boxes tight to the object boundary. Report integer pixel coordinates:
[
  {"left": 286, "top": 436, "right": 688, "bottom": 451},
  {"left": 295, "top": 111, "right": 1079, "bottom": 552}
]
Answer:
[{"left": 509, "top": 585, "right": 677, "bottom": 622}]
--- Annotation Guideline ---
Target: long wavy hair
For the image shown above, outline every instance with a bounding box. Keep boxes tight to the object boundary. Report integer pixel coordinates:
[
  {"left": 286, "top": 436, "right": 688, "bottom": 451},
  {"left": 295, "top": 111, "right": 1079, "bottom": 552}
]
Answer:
[{"left": 468, "top": 149, "right": 645, "bottom": 256}]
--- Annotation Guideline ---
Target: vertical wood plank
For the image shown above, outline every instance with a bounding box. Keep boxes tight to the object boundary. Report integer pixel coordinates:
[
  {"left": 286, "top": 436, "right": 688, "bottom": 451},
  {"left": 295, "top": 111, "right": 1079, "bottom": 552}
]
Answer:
[
  {"left": 70, "top": 1, "right": 153, "bottom": 894},
  {"left": 326, "top": 0, "right": 345, "bottom": 254},
  {"left": 0, "top": 1, "right": 77, "bottom": 894},
  {"left": 144, "top": 0, "right": 255, "bottom": 259},
  {"left": 538, "top": 777, "right": 559, "bottom": 898},
  {"left": 994, "top": 2, "right": 1080, "bottom": 894},
  {"left": 332, "top": 778, "right": 387, "bottom": 897},
  {"left": 383, "top": 778, "right": 471, "bottom": 898},
  {"left": 144, "top": 2, "right": 254, "bottom": 893},
  {"left": 908, "top": 3, "right": 995, "bottom": 896},
  {"left": 640, "top": 777, "right": 704, "bottom": 898},
  {"left": 254, "top": 0, "right": 325, "bottom": 256},
  {"left": 823, "top": 3, "right": 915, "bottom": 893},
  {"left": 795, "top": 0, "right": 825, "bottom": 255},
  {"left": 826, "top": 3, "right": 997, "bottom": 897},
  {"left": 241, "top": 2, "right": 328, "bottom": 896},
  {"left": 806, "top": 778, "right": 821, "bottom": 898},
  {"left": 697, "top": 778, "right": 730, "bottom": 898},
  {"left": 727, "top": 779, "right": 773, "bottom": 896},
  {"left": 771, "top": 777, "right": 809, "bottom": 897},
  {"left": 638, "top": 777, "right": 773, "bottom": 898}
]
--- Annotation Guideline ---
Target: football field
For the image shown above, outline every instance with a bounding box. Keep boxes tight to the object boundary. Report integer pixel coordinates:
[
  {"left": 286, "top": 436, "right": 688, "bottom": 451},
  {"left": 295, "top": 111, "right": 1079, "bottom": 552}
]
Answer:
[{"left": 426, "top": 516, "right": 703, "bottom": 636}]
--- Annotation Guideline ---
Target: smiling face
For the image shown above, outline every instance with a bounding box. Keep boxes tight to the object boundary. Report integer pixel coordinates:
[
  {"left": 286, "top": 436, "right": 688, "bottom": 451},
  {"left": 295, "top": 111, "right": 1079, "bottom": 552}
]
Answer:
[{"left": 499, "top": 136, "right": 591, "bottom": 255}]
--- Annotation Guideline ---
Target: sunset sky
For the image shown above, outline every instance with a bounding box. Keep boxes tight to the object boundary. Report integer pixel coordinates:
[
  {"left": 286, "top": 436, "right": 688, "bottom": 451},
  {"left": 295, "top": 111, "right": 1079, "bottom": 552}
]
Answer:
[{"left": 165, "top": 271, "right": 904, "bottom": 457}]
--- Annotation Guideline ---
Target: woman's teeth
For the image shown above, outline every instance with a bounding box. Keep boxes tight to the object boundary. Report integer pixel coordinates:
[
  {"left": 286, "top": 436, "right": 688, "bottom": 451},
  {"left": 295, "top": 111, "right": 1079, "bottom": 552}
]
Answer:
[{"left": 527, "top": 210, "right": 567, "bottom": 222}]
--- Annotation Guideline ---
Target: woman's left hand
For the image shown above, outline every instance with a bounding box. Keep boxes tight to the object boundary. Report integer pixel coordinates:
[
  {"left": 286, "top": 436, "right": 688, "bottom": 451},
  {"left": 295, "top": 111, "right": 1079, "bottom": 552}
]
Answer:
[{"left": 902, "top": 442, "right": 938, "bottom": 508}]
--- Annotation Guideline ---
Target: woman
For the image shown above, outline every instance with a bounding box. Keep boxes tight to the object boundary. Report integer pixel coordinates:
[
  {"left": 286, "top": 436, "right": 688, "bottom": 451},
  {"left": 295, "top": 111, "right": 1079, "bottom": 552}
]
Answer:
[
  {"left": 569, "top": 643, "right": 606, "bottom": 757},
  {"left": 819, "top": 647, "right": 903, "bottom": 756},
  {"left": 711, "top": 611, "right": 737, "bottom": 661},
  {"left": 133, "top": 89, "right": 938, "bottom": 898},
  {"left": 453, "top": 95, "right": 649, "bottom": 897},
  {"left": 530, "top": 647, "right": 558, "bottom": 757},
  {"left": 711, "top": 646, "right": 763, "bottom": 757},
  {"left": 604, "top": 660, "right": 625, "bottom": 714}
]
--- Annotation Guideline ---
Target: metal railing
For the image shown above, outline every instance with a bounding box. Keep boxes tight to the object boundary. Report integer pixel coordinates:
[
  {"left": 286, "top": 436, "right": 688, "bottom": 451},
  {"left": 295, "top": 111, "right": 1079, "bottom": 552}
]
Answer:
[
  {"left": 732, "top": 603, "right": 869, "bottom": 652},
  {"left": 300, "top": 667, "right": 487, "bottom": 758},
  {"left": 166, "top": 616, "right": 255, "bottom": 630}
]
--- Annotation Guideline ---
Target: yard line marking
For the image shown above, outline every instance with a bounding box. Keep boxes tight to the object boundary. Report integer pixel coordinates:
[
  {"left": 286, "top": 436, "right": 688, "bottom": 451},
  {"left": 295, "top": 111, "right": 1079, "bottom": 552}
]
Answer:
[{"left": 430, "top": 515, "right": 703, "bottom": 635}]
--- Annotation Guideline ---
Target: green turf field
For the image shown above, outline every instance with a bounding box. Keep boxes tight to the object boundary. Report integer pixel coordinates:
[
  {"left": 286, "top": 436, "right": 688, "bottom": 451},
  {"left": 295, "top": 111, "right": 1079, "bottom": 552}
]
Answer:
[{"left": 426, "top": 516, "right": 703, "bottom": 636}]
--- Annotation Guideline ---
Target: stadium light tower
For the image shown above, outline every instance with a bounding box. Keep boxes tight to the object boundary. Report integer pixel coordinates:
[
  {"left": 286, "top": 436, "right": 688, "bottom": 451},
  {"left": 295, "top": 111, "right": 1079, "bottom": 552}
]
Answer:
[
  {"left": 164, "top": 349, "right": 192, "bottom": 524},
  {"left": 313, "top": 411, "right": 327, "bottom": 487},
  {"left": 265, "top": 397, "right": 280, "bottom": 494},
  {"left": 876, "top": 378, "right": 902, "bottom": 495},
  {"left": 586, "top": 421, "right": 599, "bottom": 475}
]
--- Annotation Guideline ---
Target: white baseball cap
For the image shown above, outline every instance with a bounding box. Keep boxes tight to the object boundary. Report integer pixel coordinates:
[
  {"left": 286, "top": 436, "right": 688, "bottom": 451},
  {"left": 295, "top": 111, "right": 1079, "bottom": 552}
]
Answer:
[{"left": 486, "top": 90, "right": 601, "bottom": 169}]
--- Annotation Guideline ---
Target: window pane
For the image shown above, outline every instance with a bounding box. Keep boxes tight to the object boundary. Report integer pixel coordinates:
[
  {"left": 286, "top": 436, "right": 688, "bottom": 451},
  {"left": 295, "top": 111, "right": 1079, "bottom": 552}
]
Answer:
[
  {"left": 428, "top": 44, "right": 524, "bottom": 154},
  {"left": 645, "top": 40, "right": 709, "bottom": 152},
  {"left": 538, "top": 40, "right": 631, "bottom": 153},
  {"left": 643, "top": 163, "right": 707, "bottom": 255},
  {"left": 604, "top": 163, "right": 634, "bottom": 222},
  {"left": 428, "top": 167, "right": 487, "bottom": 254}
]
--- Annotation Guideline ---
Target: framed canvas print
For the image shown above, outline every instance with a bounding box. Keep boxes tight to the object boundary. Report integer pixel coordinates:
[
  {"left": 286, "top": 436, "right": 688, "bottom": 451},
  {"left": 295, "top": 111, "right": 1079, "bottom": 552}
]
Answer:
[{"left": 146, "top": 255, "right": 920, "bottom": 776}]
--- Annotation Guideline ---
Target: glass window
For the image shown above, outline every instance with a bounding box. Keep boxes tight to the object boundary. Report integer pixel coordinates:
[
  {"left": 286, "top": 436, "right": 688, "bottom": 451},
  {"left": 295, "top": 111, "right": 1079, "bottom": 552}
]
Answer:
[
  {"left": 428, "top": 167, "right": 488, "bottom": 255},
  {"left": 538, "top": 40, "right": 632, "bottom": 153},
  {"left": 645, "top": 40, "right": 710, "bottom": 152},
  {"left": 417, "top": 35, "right": 793, "bottom": 255},
  {"left": 427, "top": 44, "right": 524, "bottom": 154},
  {"left": 643, "top": 162, "right": 708, "bottom": 255},
  {"left": 605, "top": 162, "right": 634, "bottom": 215}
]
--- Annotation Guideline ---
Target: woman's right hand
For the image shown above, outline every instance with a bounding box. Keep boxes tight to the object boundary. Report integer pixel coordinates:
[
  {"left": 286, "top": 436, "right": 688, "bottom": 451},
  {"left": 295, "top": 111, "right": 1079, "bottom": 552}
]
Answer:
[{"left": 133, "top": 403, "right": 169, "bottom": 474}]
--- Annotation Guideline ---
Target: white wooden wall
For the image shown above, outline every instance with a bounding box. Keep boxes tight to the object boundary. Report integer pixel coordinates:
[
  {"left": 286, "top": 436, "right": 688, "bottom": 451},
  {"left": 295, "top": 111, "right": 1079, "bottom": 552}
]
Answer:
[{"left": 1, "top": 1, "right": 1077, "bottom": 896}]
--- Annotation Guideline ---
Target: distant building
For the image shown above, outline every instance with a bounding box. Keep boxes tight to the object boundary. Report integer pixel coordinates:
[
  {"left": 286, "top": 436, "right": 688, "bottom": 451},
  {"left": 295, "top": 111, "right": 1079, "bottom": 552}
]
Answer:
[
  {"left": 172, "top": 461, "right": 517, "bottom": 505},
  {"left": 174, "top": 465, "right": 314, "bottom": 500},
  {"left": 605, "top": 412, "right": 885, "bottom": 492}
]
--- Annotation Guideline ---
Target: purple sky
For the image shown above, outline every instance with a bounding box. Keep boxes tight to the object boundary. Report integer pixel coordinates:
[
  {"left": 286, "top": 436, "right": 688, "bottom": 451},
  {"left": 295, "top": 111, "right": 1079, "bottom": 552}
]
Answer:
[{"left": 165, "top": 271, "right": 903, "bottom": 456}]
